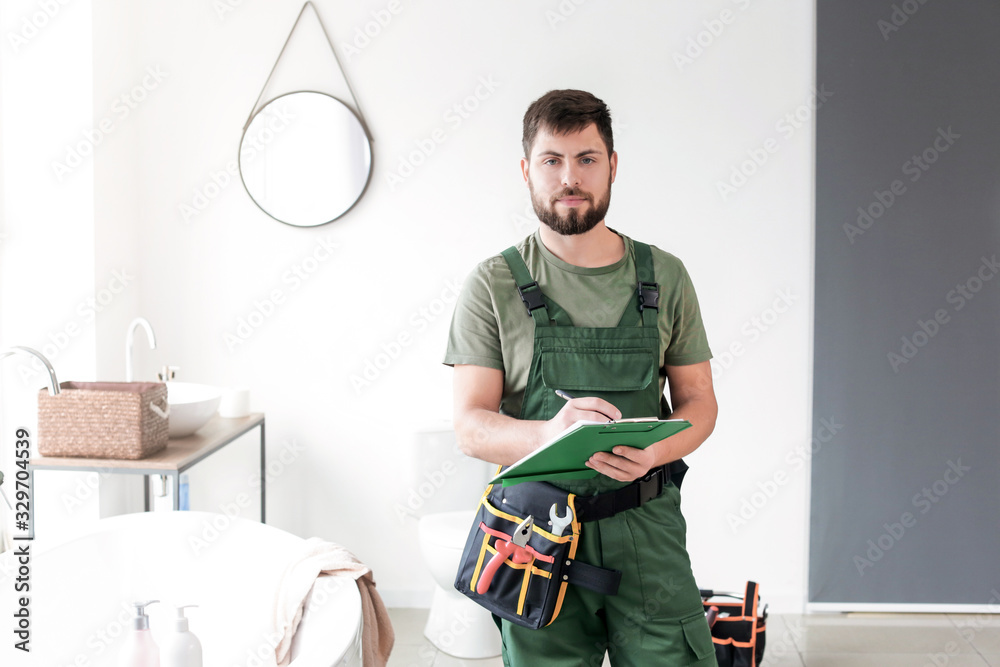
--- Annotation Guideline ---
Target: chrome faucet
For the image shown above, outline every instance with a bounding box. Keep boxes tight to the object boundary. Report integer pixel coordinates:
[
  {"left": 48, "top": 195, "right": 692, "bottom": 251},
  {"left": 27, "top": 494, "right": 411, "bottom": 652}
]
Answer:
[
  {"left": 0, "top": 346, "right": 60, "bottom": 395},
  {"left": 125, "top": 317, "right": 157, "bottom": 382}
]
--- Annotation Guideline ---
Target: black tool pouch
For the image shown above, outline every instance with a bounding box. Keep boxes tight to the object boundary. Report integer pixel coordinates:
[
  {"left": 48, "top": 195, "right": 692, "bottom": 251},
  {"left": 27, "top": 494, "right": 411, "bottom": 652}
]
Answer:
[
  {"left": 454, "top": 480, "right": 621, "bottom": 630},
  {"left": 702, "top": 581, "right": 767, "bottom": 667}
]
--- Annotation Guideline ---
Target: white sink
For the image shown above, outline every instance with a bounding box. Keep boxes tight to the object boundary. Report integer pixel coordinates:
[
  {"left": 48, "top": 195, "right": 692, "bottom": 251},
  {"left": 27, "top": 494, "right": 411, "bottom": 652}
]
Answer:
[{"left": 166, "top": 382, "right": 221, "bottom": 438}]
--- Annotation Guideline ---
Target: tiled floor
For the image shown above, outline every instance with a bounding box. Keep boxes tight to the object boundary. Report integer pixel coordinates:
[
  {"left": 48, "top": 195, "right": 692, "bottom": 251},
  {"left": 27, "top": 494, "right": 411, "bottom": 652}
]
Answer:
[{"left": 387, "top": 608, "right": 1000, "bottom": 666}]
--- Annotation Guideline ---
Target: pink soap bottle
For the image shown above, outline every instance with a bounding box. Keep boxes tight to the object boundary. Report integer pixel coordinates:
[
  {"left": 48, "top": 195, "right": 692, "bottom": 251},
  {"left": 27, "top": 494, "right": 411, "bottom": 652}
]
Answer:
[{"left": 118, "top": 600, "right": 161, "bottom": 666}]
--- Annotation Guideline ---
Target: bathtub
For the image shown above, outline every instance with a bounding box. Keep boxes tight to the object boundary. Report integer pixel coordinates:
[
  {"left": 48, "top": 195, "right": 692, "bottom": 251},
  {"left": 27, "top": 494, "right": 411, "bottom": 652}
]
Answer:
[{"left": 0, "top": 511, "right": 363, "bottom": 666}]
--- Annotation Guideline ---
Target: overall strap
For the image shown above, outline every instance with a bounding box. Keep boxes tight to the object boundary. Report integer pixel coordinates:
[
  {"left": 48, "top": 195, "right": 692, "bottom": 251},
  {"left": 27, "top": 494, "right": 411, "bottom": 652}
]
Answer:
[
  {"left": 500, "top": 246, "right": 573, "bottom": 327},
  {"left": 501, "top": 247, "right": 564, "bottom": 327},
  {"left": 632, "top": 241, "right": 660, "bottom": 328}
]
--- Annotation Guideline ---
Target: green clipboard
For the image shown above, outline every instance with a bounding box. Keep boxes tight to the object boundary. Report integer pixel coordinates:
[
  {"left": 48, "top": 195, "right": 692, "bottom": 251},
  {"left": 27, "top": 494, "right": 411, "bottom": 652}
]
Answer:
[{"left": 490, "top": 418, "right": 692, "bottom": 487}]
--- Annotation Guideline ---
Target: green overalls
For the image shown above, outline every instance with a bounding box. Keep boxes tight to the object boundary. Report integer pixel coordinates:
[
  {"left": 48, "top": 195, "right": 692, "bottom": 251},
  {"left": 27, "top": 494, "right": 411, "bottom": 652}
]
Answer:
[{"left": 498, "top": 242, "right": 717, "bottom": 667}]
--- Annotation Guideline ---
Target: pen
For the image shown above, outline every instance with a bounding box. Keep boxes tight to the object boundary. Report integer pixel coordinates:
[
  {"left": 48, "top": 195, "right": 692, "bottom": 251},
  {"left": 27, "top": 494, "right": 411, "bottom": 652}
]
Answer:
[{"left": 555, "top": 389, "right": 615, "bottom": 422}]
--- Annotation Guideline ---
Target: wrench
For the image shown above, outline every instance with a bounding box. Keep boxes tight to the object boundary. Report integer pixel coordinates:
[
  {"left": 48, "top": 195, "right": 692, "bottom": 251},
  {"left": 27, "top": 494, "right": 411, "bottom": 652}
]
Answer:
[
  {"left": 476, "top": 515, "right": 534, "bottom": 595},
  {"left": 549, "top": 503, "right": 573, "bottom": 537}
]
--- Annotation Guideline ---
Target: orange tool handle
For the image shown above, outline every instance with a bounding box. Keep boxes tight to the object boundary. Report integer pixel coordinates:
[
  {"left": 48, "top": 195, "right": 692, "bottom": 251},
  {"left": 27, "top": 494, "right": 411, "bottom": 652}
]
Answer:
[{"left": 476, "top": 541, "right": 516, "bottom": 595}]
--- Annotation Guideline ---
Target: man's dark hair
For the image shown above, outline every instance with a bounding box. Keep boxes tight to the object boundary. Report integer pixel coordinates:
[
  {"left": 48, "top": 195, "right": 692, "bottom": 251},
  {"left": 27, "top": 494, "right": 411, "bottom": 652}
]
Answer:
[{"left": 521, "top": 89, "right": 613, "bottom": 159}]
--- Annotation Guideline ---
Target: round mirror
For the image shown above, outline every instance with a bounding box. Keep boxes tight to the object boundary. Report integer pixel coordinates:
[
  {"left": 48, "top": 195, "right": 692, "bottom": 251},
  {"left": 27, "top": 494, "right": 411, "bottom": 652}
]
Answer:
[{"left": 239, "top": 91, "right": 372, "bottom": 227}]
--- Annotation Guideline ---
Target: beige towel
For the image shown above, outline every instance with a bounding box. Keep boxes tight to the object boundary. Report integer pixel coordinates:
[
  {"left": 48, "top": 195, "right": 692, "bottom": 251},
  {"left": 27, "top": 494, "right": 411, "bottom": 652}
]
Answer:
[{"left": 274, "top": 537, "right": 394, "bottom": 666}]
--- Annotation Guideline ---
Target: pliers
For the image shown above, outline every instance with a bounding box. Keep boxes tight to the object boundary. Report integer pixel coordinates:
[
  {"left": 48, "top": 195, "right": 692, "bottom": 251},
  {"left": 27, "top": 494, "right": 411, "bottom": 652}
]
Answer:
[{"left": 476, "top": 515, "right": 534, "bottom": 595}]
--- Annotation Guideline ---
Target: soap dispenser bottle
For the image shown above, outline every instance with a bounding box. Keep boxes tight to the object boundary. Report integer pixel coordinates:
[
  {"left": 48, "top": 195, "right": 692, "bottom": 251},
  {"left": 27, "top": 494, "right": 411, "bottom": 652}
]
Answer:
[
  {"left": 118, "top": 600, "right": 161, "bottom": 667},
  {"left": 160, "top": 605, "right": 202, "bottom": 667}
]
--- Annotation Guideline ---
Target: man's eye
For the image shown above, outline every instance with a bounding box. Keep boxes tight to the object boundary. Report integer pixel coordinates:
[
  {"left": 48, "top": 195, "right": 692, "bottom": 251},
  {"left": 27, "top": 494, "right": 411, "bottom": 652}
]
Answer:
[
  {"left": 581, "top": 157, "right": 595, "bottom": 165},
  {"left": 543, "top": 158, "right": 558, "bottom": 166}
]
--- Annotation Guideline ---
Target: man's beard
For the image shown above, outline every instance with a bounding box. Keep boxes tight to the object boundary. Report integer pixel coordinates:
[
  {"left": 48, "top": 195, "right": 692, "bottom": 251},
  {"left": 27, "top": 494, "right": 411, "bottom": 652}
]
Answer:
[{"left": 530, "top": 176, "right": 612, "bottom": 236}]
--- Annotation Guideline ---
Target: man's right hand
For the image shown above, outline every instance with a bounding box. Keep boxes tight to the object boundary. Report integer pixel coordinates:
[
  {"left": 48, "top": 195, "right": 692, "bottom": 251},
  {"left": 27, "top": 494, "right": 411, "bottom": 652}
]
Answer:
[
  {"left": 453, "top": 364, "right": 623, "bottom": 466},
  {"left": 543, "top": 396, "right": 622, "bottom": 441}
]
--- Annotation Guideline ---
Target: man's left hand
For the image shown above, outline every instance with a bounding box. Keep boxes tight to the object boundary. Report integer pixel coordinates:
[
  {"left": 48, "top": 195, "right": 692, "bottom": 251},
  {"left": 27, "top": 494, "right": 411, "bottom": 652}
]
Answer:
[{"left": 586, "top": 445, "right": 658, "bottom": 483}]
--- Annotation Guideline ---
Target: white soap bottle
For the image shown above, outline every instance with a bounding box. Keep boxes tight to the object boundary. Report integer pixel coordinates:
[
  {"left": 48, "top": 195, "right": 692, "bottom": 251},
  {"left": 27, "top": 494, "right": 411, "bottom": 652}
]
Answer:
[
  {"left": 160, "top": 605, "right": 203, "bottom": 667},
  {"left": 118, "top": 600, "right": 161, "bottom": 667}
]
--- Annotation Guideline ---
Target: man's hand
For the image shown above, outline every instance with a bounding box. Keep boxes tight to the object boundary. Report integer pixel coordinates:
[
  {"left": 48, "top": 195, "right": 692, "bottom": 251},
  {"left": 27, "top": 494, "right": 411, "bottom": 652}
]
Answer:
[
  {"left": 453, "top": 364, "right": 624, "bottom": 466},
  {"left": 587, "top": 361, "right": 718, "bottom": 483},
  {"left": 586, "top": 445, "right": 656, "bottom": 482},
  {"left": 543, "top": 396, "right": 622, "bottom": 442}
]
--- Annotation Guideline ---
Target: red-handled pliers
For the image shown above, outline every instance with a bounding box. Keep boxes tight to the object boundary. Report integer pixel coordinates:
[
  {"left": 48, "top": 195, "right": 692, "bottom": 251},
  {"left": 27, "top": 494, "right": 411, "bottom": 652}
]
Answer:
[{"left": 476, "top": 515, "right": 534, "bottom": 595}]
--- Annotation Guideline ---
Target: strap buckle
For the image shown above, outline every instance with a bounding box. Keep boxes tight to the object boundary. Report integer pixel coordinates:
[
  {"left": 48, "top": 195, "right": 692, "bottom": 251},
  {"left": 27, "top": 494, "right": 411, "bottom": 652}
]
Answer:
[
  {"left": 636, "top": 465, "right": 665, "bottom": 506},
  {"left": 637, "top": 282, "right": 659, "bottom": 311},
  {"left": 516, "top": 281, "right": 547, "bottom": 315}
]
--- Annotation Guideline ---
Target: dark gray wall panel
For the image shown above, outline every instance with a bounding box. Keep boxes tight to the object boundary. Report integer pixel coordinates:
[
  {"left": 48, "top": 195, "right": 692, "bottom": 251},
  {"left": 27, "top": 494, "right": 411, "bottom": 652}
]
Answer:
[{"left": 812, "top": 0, "right": 1000, "bottom": 604}]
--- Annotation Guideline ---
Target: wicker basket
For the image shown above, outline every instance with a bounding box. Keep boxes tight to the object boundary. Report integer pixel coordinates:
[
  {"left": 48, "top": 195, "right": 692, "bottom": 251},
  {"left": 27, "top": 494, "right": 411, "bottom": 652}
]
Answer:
[{"left": 37, "top": 382, "right": 169, "bottom": 460}]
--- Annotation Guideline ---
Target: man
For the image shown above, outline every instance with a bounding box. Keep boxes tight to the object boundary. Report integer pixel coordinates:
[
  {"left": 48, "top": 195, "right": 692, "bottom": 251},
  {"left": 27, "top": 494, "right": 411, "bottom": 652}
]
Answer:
[{"left": 444, "top": 89, "right": 718, "bottom": 666}]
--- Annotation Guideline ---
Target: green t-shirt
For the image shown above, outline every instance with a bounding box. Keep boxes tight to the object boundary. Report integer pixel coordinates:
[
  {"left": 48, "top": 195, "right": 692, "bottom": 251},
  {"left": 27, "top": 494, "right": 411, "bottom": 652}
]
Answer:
[{"left": 444, "top": 230, "right": 713, "bottom": 418}]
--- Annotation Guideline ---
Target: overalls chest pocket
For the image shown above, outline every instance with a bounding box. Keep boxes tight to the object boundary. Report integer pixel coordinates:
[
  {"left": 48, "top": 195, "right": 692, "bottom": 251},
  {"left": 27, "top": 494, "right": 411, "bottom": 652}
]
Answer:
[{"left": 537, "top": 346, "right": 659, "bottom": 420}]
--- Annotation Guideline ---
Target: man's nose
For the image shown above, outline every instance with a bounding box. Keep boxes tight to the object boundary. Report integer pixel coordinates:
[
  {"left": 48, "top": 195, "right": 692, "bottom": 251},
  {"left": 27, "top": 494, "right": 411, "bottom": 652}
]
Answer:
[{"left": 561, "top": 164, "right": 581, "bottom": 187}]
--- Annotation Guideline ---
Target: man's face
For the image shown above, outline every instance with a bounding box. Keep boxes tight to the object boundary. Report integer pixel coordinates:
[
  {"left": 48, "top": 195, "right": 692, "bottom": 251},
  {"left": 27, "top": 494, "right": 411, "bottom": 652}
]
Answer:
[{"left": 522, "top": 123, "right": 617, "bottom": 236}]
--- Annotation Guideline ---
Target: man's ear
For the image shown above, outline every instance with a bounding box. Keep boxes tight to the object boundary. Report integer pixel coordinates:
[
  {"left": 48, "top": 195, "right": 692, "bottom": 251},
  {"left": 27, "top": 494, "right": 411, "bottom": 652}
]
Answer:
[
  {"left": 521, "top": 157, "right": 530, "bottom": 184},
  {"left": 610, "top": 151, "right": 618, "bottom": 184}
]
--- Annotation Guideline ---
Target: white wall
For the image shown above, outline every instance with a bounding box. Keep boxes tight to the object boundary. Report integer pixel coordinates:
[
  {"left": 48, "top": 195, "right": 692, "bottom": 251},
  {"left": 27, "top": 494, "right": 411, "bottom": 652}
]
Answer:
[
  {"left": 0, "top": 0, "right": 103, "bottom": 542},
  {"left": 1, "top": 0, "right": 814, "bottom": 611}
]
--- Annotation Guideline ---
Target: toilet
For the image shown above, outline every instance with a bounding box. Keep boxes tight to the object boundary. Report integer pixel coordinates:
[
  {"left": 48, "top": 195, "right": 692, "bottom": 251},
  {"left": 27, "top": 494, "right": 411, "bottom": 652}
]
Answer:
[{"left": 411, "top": 423, "right": 501, "bottom": 659}]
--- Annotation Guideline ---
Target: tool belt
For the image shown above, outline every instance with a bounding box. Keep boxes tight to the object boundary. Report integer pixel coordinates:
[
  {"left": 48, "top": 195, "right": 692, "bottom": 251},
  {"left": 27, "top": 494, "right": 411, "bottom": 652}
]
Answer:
[
  {"left": 574, "top": 461, "right": 685, "bottom": 521},
  {"left": 454, "top": 464, "right": 679, "bottom": 630}
]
